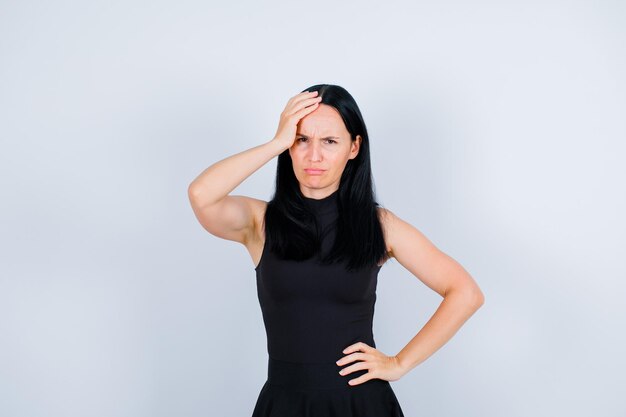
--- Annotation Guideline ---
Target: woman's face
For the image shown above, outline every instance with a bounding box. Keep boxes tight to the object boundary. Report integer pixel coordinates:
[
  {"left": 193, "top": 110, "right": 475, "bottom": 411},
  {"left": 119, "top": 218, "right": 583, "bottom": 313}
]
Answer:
[{"left": 289, "top": 103, "right": 361, "bottom": 198}]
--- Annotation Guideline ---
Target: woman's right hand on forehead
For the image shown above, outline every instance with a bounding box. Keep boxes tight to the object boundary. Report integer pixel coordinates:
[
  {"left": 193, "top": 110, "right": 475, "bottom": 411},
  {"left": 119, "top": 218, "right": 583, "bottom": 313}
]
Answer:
[{"left": 271, "top": 91, "right": 322, "bottom": 151}]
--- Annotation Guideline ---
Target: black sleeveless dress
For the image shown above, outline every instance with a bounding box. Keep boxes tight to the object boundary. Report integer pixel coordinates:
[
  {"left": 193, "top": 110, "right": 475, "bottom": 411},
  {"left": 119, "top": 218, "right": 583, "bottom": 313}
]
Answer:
[{"left": 251, "top": 189, "right": 405, "bottom": 416}]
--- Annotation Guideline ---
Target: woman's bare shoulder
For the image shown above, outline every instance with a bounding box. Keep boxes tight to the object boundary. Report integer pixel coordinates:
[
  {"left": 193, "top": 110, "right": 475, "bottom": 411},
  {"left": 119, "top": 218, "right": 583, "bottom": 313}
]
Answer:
[
  {"left": 249, "top": 197, "right": 269, "bottom": 239},
  {"left": 376, "top": 206, "right": 394, "bottom": 257},
  {"left": 247, "top": 198, "right": 268, "bottom": 269}
]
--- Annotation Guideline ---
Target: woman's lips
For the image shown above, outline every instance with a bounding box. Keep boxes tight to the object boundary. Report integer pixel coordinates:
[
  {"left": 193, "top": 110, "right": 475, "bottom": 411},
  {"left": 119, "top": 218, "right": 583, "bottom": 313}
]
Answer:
[{"left": 304, "top": 169, "right": 325, "bottom": 175}]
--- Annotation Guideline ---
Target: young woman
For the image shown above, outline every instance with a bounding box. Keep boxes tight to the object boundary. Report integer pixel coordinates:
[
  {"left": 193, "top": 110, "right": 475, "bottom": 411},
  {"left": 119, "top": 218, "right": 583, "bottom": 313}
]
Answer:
[{"left": 188, "top": 84, "right": 485, "bottom": 416}]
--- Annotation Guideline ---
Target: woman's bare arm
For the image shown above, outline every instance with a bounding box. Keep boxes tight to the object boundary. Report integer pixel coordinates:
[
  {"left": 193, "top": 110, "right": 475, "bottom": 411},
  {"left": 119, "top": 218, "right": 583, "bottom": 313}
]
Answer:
[
  {"left": 383, "top": 208, "right": 485, "bottom": 374},
  {"left": 187, "top": 140, "right": 286, "bottom": 244},
  {"left": 187, "top": 90, "right": 322, "bottom": 244},
  {"left": 331, "top": 207, "right": 485, "bottom": 386}
]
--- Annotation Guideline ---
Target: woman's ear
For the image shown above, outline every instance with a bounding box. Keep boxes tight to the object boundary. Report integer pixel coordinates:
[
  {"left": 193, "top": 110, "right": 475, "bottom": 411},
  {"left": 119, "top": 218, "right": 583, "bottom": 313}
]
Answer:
[{"left": 350, "top": 135, "right": 362, "bottom": 159}]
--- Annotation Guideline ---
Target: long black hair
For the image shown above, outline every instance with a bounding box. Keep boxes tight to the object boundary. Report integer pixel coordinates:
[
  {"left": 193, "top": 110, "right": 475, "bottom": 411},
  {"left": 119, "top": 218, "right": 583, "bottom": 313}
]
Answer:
[{"left": 262, "top": 84, "right": 389, "bottom": 272}]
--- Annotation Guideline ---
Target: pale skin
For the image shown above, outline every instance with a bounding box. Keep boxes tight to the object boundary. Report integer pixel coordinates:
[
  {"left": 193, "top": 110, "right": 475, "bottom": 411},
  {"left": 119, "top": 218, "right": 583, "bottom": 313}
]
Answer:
[{"left": 188, "top": 90, "right": 485, "bottom": 386}]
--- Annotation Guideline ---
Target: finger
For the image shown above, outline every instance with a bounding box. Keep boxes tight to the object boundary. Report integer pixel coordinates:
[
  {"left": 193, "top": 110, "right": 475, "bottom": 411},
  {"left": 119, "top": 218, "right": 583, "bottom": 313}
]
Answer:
[
  {"left": 336, "top": 352, "right": 366, "bottom": 366},
  {"left": 288, "top": 90, "right": 318, "bottom": 106},
  {"left": 290, "top": 90, "right": 319, "bottom": 107},
  {"left": 286, "top": 96, "right": 321, "bottom": 116},
  {"left": 338, "top": 360, "right": 368, "bottom": 376},
  {"left": 290, "top": 100, "right": 320, "bottom": 119},
  {"left": 343, "top": 342, "right": 370, "bottom": 354},
  {"left": 348, "top": 372, "right": 373, "bottom": 386},
  {"left": 284, "top": 91, "right": 316, "bottom": 111}
]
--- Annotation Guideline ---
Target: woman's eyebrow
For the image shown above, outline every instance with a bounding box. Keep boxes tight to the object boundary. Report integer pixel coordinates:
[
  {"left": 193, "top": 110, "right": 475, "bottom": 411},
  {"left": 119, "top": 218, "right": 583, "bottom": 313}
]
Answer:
[{"left": 297, "top": 134, "right": 340, "bottom": 140}]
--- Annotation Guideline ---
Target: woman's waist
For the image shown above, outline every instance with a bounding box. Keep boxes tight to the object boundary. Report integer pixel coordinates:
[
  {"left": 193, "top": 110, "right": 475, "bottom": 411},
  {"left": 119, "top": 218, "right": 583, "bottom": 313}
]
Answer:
[{"left": 266, "top": 355, "right": 390, "bottom": 390}]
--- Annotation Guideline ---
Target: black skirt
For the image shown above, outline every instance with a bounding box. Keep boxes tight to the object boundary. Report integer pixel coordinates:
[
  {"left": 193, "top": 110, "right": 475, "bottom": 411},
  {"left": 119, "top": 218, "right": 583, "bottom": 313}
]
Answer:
[{"left": 252, "top": 356, "right": 405, "bottom": 416}]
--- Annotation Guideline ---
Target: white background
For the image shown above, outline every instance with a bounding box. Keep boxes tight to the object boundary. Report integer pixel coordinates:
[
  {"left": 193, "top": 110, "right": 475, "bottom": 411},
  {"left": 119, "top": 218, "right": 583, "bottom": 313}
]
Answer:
[{"left": 1, "top": 1, "right": 624, "bottom": 416}]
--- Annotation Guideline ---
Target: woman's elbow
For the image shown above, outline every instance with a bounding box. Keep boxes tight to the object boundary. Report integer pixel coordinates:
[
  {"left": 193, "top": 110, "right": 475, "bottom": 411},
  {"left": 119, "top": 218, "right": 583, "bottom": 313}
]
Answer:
[{"left": 472, "top": 288, "right": 485, "bottom": 308}]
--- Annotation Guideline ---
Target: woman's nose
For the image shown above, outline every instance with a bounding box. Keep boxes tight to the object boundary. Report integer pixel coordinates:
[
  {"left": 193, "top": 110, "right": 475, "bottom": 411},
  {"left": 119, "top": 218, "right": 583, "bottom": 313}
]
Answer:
[{"left": 308, "top": 142, "right": 323, "bottom": 161}]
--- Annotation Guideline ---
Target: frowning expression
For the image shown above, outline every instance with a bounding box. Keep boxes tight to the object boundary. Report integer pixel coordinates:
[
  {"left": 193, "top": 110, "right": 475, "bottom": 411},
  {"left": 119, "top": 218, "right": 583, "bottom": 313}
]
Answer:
[{"left": 289, "top": 104, "right": 361, "bottom": 198}]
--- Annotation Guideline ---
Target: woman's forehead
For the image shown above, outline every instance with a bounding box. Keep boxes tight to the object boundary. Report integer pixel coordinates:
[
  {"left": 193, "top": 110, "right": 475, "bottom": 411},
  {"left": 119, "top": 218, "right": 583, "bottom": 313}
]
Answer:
[{"left": 298, "top": 108, "right": 346, "bottom": 136}]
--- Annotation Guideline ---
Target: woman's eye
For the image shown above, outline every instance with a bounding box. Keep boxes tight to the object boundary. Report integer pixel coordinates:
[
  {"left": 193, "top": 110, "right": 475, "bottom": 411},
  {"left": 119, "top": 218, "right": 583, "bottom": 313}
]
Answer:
[{"left": 296, "top": 138, "right": 336, "bottom": 144}]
